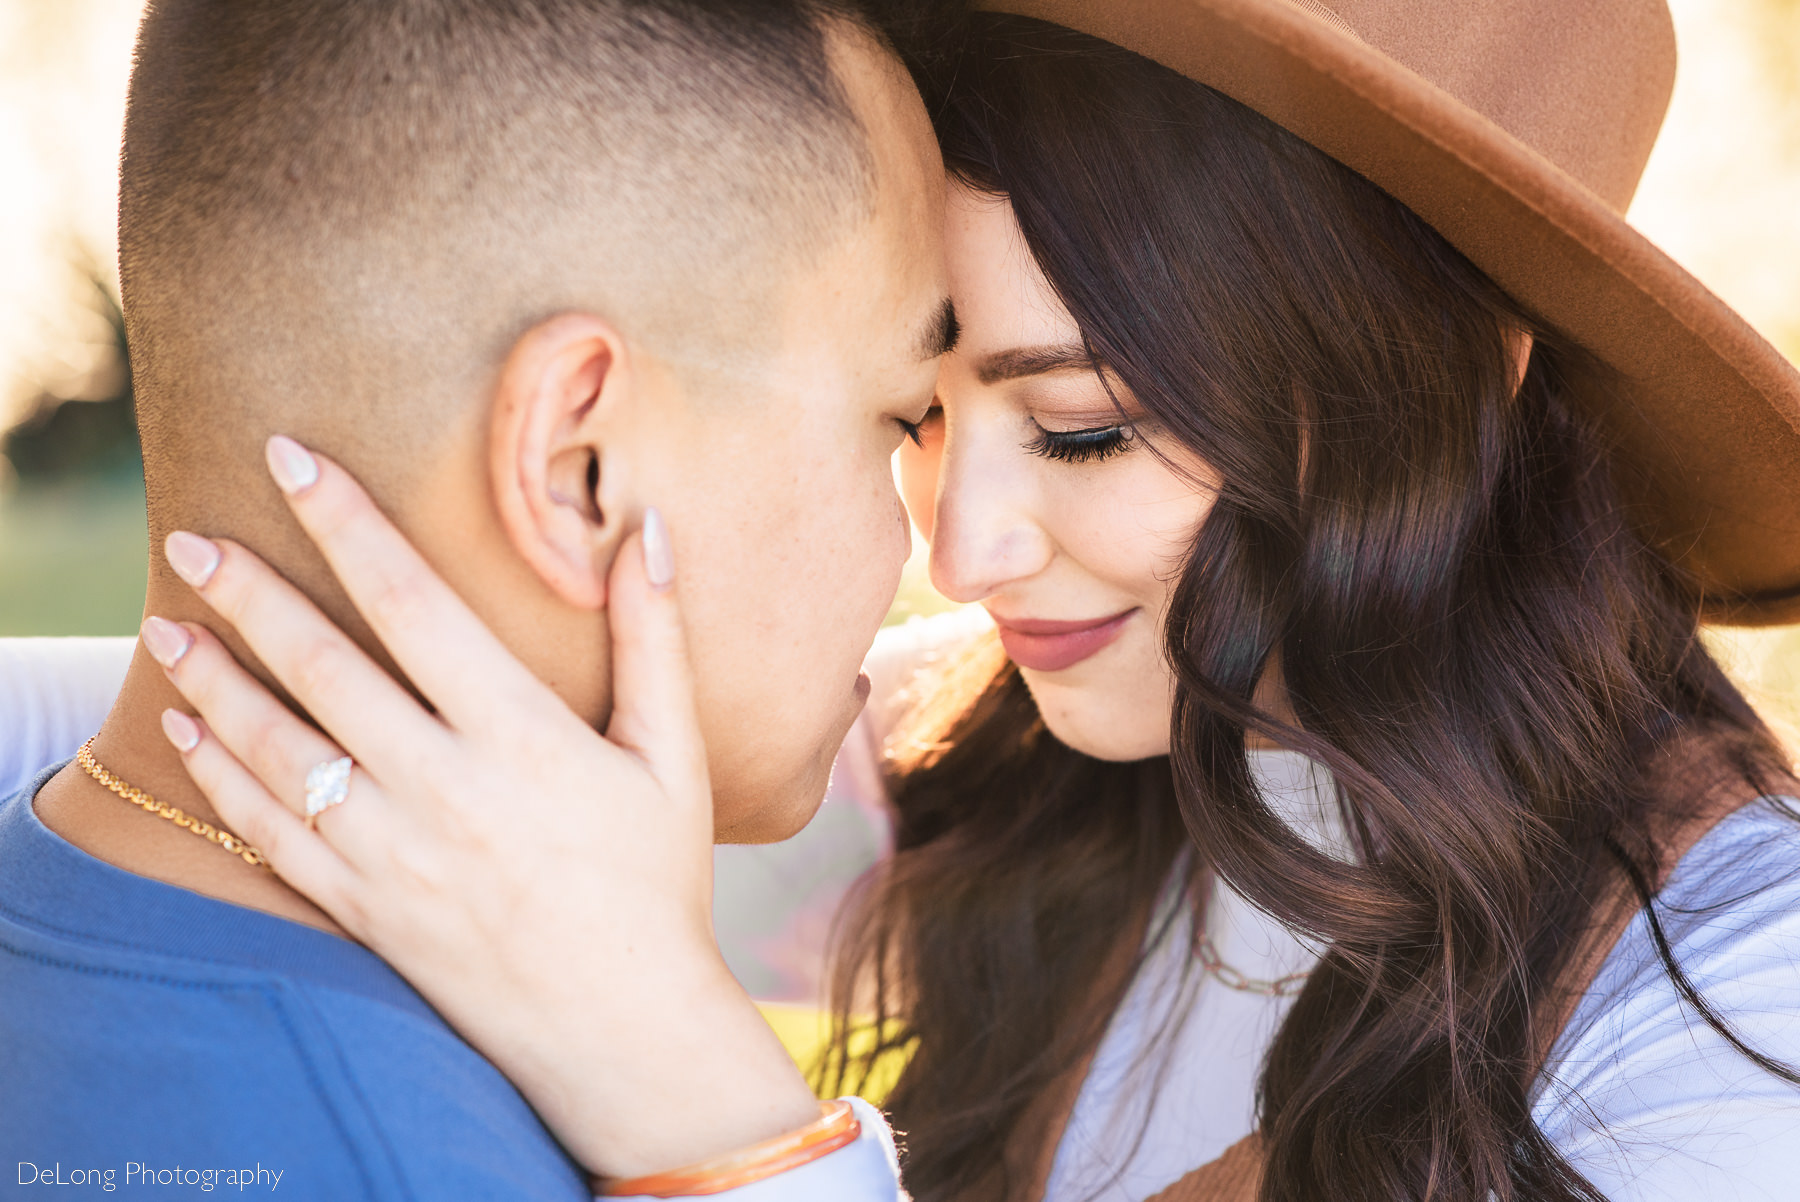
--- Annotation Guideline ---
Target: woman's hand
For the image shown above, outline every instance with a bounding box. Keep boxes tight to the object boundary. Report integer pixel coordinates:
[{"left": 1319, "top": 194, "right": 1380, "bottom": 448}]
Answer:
[{"left": 145, "top": 436, "right": 819, "bottom": 1179}]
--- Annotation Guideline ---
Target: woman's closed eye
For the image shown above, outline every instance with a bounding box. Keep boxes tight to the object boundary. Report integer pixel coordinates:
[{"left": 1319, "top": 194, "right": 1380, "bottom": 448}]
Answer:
[{"left": 1025, "top": 417, "right": 1134, "bottom": 464}]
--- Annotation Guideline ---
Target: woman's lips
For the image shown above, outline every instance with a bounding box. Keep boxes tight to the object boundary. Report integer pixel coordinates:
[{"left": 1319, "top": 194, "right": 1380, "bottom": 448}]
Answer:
[{"left": 992, "top": 608, "right": 1138, "bottom": 673}]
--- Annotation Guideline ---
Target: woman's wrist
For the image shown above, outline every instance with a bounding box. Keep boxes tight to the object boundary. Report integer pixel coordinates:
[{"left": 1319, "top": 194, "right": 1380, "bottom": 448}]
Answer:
[
  {"left": 505, "top": 950, "right": 821, "bottom": 1180},
  {"left": 595, "top": 1099, "right": 861, "bottom": 1196}
]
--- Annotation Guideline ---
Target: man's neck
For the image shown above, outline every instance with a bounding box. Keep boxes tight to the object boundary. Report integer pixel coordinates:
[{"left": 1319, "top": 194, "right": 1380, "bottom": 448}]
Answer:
[{"left": 33, "top": 645, "right": 348, "bottom": 938}]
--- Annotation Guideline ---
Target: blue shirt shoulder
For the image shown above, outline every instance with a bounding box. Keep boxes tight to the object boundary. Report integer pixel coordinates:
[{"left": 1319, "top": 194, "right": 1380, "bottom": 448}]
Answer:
[{"left": 0, "top": 764, "right": 590, "bottom": 1202}]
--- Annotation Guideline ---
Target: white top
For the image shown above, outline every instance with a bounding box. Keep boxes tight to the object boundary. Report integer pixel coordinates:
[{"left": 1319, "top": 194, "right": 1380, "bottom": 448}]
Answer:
[
  {"left": 7, "top": 629, "right": 1800, "bottom": 1202},
  {"left": 1046, "top": 751, "right": 1334, "bottom": 1201},
  {"left": 0, "top": 638, "right": 134, "bottom": 788},
  {"left": 1534, "top": 799, "right": 1800, "bottom": 1202}
]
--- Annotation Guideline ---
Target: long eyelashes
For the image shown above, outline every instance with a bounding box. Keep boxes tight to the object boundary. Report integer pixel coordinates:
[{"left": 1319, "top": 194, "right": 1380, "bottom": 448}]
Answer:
[
  {"left": 900, "top": 408, "right": 1133, "bottom": 462},
  {"left": 1025, "top": 420, "right": 1134, "bottom": 464},
  {"left": 898, "top": 404, "right": 943, "bottom": 449}
]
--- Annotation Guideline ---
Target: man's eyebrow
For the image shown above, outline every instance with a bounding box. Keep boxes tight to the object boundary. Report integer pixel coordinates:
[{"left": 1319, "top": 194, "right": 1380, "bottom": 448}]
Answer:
[
  {"left": 917, "top": 298, "right": 961, "bottom": 361},
  {"left": 975, "top": 342, "right": 1096, "bottom": 386}
]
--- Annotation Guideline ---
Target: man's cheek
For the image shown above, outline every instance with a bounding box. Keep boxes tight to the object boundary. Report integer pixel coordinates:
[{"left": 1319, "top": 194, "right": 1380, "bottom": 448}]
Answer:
[
  {"left": 856, "top": 487, "right": 909, "bottom": 590},
  {"left": 895, "top": 493, "right": 914, "bottom": 559}
]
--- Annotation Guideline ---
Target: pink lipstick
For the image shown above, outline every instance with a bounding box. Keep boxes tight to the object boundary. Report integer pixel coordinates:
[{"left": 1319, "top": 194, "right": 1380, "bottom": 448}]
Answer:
[{"left": 991, "top": 608, "right": 1138, "bottom": 673}]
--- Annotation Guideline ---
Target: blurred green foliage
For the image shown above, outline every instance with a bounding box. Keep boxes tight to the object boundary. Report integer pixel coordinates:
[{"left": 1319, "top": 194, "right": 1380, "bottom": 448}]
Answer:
[
  {"left": 3, "top": 266, "right": 137, "bottom": 480},
  {"left": 0, "top": 265, "right": 147, "bottom": 636},
  {"left": 0, "top": 468, "right": 146, "bottom": 635}
]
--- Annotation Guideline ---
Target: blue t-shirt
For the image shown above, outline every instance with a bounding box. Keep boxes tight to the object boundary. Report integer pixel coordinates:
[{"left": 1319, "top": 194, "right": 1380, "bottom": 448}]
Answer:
[{"left": 0, "top": 763, "right": 591, "bottom": 1201}]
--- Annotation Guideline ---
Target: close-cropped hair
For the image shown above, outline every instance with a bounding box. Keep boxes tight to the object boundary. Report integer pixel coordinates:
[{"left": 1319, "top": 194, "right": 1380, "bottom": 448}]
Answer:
[{"left": 119, "top": 0, "right": 881, "bottom": 532}]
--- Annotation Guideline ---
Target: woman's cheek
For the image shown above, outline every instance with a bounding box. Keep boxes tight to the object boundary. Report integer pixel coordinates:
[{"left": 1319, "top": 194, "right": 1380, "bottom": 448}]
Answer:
[
  {"left": 1061, "top": 468, "right": 1188, "bottom": 594},
  {"left": 1126, "top": 458, "right": 1219, "bottom": 589}
]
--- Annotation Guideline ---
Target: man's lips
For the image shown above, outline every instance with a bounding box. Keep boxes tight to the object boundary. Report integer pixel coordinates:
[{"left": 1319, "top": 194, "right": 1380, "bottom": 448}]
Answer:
[{"left": 991, "top": 608, "right": 1138, "bottom": 673}]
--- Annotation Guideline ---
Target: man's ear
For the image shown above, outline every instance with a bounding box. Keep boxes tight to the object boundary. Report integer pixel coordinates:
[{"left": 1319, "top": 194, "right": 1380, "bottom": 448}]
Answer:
[{"left": 489, "top": 312, "right": 634, "bottom": 611}]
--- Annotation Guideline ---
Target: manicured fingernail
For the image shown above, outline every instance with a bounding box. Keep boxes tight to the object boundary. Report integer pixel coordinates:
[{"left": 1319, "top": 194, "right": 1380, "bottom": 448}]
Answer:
[
  {"left": 266, "top": 435, "right": 320, "bottom": 495},
  {"left": 165, "top": 531, "right": 222, "bottom": 588},
  {"left": 140, "top": 616, "right": 194, "bottom": 669},
  {"left": 161, "top": 709, "right": 202, "bottom": 753},
  {"left": 643, "top": 506, "right": 675, "bottom": 591}
]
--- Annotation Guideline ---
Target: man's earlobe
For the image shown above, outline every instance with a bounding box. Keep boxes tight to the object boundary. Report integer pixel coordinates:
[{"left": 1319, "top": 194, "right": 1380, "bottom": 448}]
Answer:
[{"left": 489, "top": 313, "right": 632, "bottom": 611}]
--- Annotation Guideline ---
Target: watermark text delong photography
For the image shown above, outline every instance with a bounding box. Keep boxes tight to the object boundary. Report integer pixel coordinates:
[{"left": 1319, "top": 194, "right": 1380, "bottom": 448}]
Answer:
[{"left": 17, "top": 1163, "right": 285, "bottom": 1192}]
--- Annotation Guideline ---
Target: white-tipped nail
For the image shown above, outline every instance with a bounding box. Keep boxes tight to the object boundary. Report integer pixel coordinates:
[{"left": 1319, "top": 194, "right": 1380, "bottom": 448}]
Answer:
[
  {"left": 266, "top": 435, "right": 320, "bottom": 495},
  {"left": 643, "top": 506, "right": 675, "bottom": 591},
  {"left": 161, "top": 709, "right": 202, "bottom": 753},
  {"left": 141, "top": 616, "right": 194, "bottom": 669},
  {"left": 165, "top": 531, "right": 222, "bottom": 588}
]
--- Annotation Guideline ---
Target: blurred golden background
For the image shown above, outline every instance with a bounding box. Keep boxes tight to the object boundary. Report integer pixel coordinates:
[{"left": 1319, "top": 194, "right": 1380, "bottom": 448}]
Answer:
[{"left": 2, "top": 0, "right": 1798, "bottom": 723}]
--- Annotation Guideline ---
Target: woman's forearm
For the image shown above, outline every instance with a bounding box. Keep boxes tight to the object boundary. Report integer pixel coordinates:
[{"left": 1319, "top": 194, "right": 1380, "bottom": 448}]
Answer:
[{"left": 501, "top": 955, "right": 823, "bottom": 1178}]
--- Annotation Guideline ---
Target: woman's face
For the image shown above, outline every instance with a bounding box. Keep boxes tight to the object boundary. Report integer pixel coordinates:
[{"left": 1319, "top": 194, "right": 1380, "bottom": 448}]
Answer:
[{"left": 900, "top": 183, "right": 1220, "bottom": 761}]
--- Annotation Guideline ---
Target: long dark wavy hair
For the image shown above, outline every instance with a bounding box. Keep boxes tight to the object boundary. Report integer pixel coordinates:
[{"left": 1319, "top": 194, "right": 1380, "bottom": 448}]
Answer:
[{"left": 825, "top": 14, "right": 1798, "bottom": 1202}]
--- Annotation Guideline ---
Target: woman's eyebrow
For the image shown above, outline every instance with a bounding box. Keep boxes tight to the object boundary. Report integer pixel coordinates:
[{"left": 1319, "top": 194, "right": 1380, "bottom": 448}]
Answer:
[{"left": 975, "top": 342, "right": 1095, "bottom": 385}]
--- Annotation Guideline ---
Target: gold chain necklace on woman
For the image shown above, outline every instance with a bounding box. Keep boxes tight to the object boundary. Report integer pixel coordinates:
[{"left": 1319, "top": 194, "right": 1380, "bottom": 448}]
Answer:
[
  {"left": 1195, "top": 931, "right": 1311, "bottom": 998},
  {"left": 76, "top": 737, "right": 269, "bottom": 869}
]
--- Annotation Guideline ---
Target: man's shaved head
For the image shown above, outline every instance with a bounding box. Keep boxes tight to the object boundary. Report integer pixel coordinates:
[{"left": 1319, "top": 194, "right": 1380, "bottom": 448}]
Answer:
[{"left": 120, "top": 0, "right": 882, "bottom": 537}]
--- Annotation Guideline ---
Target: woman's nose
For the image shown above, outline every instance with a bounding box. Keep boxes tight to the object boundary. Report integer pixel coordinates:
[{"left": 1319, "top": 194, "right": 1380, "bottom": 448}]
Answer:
[{"left": 927, "top": 441, "right": 1055, "bottom": 604}]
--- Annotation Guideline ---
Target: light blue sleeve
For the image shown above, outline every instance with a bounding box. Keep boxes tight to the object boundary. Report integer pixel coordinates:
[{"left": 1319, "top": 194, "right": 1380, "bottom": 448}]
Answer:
[
  {"left": 0, "top": 637, "right": 134, "bottom": 795},
  {"left": 1533, "top": 802, "right": 1800, "bottom": 1202},
  {"left": 607, "top": 1098, "right": 905, "bottom": 1202}
]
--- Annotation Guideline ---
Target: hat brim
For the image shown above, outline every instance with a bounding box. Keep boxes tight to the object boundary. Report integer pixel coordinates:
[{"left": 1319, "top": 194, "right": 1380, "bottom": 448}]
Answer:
[{"left": 979, "top": 0, "right": 1800, "bottom": 624}]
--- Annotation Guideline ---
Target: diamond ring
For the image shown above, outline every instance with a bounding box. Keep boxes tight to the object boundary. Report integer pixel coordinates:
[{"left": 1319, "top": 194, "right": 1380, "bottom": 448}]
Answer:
[{"left": 304, "top": 756, "right": 355, "bottom": 830}]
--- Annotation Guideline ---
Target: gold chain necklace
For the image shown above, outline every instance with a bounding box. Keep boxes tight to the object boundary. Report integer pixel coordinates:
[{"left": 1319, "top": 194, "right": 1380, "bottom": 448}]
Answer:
[
  {"left": 76, "top": 737, "right": 269, "bottom": 870},
  {"left": 1195, "top": 932, "right": 1311, "bottom": 998}
]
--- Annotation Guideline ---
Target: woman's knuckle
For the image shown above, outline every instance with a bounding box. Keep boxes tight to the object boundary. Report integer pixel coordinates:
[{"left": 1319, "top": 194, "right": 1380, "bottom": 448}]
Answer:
[
  {"left": 367, "top": 569, "right": 431, "bottom": 632},
  {"left": 244, "top": 705, "right": 299, "bottom": 765},
  {"left": 239, "top": 808, "right": 285, "bottom": 857},
  {"left": 411, "top": 751, "right": 463, "bottom": 806},
  {"left": 290, "top": 637, "right": 348, "bottom": 699},
  {"left": 389, "top": 840, "right": 447, "bottom": 892},
  {"left": 330, "top": 888, "right": 373, "bottom": 938}
]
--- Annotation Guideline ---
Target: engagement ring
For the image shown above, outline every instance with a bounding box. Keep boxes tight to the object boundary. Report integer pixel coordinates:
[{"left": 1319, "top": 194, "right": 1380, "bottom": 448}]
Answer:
[{"left": 304, "top": 756, "right": 355, "bottom": 830}]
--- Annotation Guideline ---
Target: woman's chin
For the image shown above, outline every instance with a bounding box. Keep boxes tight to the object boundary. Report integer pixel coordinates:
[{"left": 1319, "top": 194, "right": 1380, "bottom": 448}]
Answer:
[{"left": 1026, "top": 680, "right": 1172, "bottom": 763}]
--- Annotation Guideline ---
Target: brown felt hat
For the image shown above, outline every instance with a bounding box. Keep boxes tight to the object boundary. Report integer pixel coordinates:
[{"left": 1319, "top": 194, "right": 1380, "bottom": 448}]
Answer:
[{"left": 977, "top": 0, "right": 1800, "bottom": 624}]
